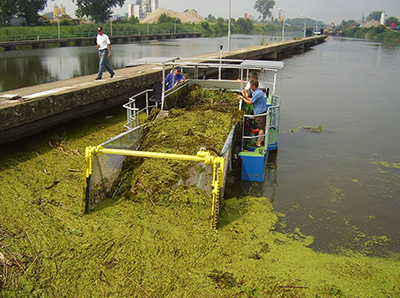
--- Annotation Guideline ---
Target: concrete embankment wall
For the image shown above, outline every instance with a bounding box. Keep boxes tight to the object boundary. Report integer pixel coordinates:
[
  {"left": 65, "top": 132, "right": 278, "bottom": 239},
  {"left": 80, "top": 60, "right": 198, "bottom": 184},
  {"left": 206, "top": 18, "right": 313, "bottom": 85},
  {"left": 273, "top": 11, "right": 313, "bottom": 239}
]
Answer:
[
  {"left": 0, "top": 33, "right": 202, "bottom": 51},
  {"left": 0, "top": 35, "right": 327, "bottom": 144}
]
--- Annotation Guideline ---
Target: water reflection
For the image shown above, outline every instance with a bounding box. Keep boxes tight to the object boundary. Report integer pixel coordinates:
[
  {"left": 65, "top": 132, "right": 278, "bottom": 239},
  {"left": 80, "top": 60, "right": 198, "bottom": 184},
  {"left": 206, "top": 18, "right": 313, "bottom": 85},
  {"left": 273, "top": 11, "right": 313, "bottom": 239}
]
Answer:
[
  {"left": 0, "top": 34, "right": 295, "bottom": 92},
  {"left": 0, "top": 53, "right": 57, "bottom": 91}
]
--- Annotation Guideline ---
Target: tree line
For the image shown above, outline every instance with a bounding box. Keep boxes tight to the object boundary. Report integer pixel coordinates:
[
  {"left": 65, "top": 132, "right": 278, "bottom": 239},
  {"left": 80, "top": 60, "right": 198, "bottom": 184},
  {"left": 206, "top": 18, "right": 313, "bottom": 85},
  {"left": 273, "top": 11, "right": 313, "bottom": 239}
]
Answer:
[
  {"left": 0, "top": 0, "right": 275, "bottom": 25},
  {"left": 340, "top": 11, "right": 400, "bottom": 43}
]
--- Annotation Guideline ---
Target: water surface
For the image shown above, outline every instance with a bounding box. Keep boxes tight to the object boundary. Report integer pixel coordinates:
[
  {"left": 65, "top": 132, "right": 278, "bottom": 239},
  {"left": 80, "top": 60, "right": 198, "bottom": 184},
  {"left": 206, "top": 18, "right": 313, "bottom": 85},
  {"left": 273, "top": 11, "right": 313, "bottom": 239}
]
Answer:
[
  {"left": 247, "top": 37, "right": 400, "bottom": 256},
  {"left": 0, "top": 34, "right": 289, "bottom": 92}
]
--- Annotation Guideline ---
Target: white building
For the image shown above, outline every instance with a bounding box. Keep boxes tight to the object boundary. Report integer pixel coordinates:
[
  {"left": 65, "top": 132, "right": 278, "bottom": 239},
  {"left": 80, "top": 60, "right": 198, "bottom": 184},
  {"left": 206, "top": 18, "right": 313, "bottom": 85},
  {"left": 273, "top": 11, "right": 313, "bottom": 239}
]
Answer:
[
  {"left": 150, "top": 0, "right": 158, "bottom": 13},
  {"left": 380, "top": 11, "right": 386, "bottom": 25},
  {"left": 128, "top": 0, "right": 158, "bottom": 20},
  {"left": 128, "top": 3, "right": 142, "bottom": 19}
]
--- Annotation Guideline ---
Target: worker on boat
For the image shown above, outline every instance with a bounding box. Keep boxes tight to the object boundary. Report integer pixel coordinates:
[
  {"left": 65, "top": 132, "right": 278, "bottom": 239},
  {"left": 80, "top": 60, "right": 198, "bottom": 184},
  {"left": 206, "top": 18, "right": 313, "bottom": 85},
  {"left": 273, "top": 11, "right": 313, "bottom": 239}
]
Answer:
[
  {"left": 238, "top": 80, "right": 268, "bottom": 147},
  {"left": 241, "top": 71, "right": 265, "bottom": 101},
  {"left": 164, "top": 66, "right": 185, "bottom": 90}
]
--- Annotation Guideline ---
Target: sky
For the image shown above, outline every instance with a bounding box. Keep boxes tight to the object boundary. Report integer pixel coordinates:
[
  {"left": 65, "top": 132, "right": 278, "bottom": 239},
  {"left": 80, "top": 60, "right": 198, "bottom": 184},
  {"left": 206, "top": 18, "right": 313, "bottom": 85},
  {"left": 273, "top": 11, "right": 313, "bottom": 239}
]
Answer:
[{"left": 50, "top": 0, "right": 400, "bottom": 24}]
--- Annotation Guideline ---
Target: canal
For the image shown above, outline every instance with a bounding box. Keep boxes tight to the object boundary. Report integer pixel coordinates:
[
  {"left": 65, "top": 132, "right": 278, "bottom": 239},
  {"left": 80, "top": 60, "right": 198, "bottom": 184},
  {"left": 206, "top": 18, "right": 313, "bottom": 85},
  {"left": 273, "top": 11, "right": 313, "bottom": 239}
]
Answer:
[
  {"left": 261, "top": 37, "right": 400, "bottom": 256},
  {"left": 2, "top": 35, "right": 400, "bottom": 257},
  {"left": 0, "top": 34, "right": 289, "bottom": 92}
]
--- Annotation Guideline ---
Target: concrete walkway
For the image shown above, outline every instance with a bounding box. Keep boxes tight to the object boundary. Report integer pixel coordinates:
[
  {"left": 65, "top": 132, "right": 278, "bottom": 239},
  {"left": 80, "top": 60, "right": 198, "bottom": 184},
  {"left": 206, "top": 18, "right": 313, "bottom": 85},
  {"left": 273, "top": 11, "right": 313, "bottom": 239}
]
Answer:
[{"left": 0, "top": 36, "right": 327, "bottom": 143}]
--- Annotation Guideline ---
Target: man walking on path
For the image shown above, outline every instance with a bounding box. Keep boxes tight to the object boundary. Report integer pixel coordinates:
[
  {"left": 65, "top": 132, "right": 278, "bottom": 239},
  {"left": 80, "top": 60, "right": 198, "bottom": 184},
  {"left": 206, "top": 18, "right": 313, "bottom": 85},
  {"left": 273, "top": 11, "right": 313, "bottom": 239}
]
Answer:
[{"left": 95, "top": 27, "right": 115, "bottom": 80}]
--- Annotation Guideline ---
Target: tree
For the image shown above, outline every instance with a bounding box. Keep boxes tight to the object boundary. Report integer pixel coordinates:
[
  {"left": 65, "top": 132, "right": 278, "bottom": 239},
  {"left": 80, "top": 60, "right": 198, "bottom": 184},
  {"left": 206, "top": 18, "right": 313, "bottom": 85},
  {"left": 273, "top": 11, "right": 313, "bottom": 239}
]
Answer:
[
  {"left": 158, "top": 13, "right": 174, "bottom": 23},
  {"left": 16, "top": 0, "right": 47, "bottom": 24},
  {"left": 0, "top": 0, "right": 17, "bottom": 23},
  {"left": 385, "top": 16, "right": 399, "bottom": 27},
  {"left": 254, "top": 0, "right": 275, "bottom": 21},
  {"left": 206, "top": 14, "right": 216, "bottom": 22},
  {"left": 0, "top": 0, "right": 46, "bottom": 24},
  {"left": 236, "top": 18, "right": 254, "bottom": 33},
  {"left": 129, "top": 15, "right": 139, "bottom": 24},
  {"left": 367, "top": 11, "right": 383, "bottom": 21},
  {"left": 74, "top": 0, "right": 124, "bottom": 23},
  {"left": 340, "top": 19, "right": 356, "bottom": 30}
]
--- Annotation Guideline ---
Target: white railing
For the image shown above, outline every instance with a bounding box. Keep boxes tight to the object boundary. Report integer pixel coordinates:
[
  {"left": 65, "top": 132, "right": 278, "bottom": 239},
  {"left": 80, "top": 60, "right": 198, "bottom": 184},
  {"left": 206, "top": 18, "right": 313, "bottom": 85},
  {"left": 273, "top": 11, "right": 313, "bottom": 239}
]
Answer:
[
  {"left": 122, "top": 89, "right": 156, "bottom": 130},
  {"left": 241, "top": 95, "right": 280, "bottom": 151}
]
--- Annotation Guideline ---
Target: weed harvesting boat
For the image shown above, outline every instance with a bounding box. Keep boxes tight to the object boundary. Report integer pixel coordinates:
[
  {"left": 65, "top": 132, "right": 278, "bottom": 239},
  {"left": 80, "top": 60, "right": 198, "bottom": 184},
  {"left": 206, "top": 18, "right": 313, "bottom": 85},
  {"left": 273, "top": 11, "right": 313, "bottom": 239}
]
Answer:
[{"left": 82, "top": 56, "right": 283, "bottom": 228}]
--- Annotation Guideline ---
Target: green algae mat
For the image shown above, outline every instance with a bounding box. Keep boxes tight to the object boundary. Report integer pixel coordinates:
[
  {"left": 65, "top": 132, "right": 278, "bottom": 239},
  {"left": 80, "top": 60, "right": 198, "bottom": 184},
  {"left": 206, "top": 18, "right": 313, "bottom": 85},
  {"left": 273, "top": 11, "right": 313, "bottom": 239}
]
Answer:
[{"left": 1, "top": 95, "right": 400, "bottom": 297}]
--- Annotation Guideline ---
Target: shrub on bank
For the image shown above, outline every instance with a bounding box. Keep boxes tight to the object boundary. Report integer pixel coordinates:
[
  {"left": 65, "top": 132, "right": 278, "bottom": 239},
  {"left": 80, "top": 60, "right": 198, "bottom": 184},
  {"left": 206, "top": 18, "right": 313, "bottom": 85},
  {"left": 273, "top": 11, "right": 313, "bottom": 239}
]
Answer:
[{"left": 344, "top": 26, "right": 400, "bottom": 42}]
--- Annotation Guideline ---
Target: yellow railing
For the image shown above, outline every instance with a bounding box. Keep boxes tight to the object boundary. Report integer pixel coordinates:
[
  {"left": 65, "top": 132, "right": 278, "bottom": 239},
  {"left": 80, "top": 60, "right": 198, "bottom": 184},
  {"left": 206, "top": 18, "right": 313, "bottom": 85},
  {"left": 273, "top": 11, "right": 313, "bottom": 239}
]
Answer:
[{"left": 83, "top": 146, "right": 224, "bottom": 229}]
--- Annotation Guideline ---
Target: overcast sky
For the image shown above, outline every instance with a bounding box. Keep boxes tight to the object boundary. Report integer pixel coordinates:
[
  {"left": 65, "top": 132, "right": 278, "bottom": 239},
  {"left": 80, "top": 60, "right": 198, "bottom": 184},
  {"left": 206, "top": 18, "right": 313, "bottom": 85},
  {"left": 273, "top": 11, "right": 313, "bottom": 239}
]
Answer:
[{"left": 52, "top": 0, "right": 400, "bottom": 24}]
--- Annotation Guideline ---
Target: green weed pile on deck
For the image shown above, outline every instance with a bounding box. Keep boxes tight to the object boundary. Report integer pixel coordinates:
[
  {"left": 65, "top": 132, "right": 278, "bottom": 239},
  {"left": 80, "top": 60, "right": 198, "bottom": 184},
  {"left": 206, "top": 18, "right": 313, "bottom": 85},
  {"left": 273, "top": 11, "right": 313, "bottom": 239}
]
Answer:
[{"left": 116, "top": 85, "right": 243, "bottom": 204}]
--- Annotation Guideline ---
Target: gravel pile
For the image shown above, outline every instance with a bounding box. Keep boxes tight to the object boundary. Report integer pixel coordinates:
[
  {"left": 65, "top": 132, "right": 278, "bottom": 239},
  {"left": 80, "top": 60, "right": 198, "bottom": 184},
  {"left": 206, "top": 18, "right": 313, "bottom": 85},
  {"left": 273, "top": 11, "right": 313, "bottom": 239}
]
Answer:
[{"left": 141, "top": 7, "right": 205, "bottom": 24}]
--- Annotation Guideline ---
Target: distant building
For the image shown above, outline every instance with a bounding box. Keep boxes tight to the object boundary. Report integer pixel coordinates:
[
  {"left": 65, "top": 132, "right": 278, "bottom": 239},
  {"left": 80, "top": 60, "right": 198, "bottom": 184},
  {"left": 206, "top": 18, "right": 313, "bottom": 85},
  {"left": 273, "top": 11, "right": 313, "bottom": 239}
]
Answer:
[
  {"left": 380, "top": 11, "right": 386, "bottom": 25},
  {"left": 128, "top": 0, "right": 158, "bottom": 20},
  {"left": 53, "top": 4, "right": 66, "bottom": 19},
  {"left": 10, "top": 17, "right": 26, "bottom": 26}
]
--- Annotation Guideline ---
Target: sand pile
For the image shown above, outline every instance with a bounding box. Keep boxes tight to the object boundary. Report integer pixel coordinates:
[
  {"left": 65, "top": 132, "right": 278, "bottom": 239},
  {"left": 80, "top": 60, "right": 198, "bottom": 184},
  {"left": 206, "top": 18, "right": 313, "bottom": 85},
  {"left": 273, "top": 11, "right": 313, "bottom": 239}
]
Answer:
[{"left": 141, "top": 7, "right": 205, "bottom": 24}]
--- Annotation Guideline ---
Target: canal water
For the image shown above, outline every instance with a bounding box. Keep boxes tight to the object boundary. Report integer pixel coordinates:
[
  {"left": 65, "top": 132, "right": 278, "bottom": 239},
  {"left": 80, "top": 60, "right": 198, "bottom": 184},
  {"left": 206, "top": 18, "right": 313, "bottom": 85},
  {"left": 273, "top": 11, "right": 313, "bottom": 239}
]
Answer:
[
  {"left": 256, "top": 37, "right": 400, "bottom": 256},
  {"left": 2, "top": 35, "right": 399, "bottom": 256},
  {"left": 0, "top": 34, "right": 288, "bottom": 92}
]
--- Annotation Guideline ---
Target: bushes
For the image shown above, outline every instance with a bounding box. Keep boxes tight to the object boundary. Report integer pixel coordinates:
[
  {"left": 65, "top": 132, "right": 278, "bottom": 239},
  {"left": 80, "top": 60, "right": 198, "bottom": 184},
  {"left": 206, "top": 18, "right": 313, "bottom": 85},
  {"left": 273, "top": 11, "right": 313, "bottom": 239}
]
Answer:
[{"left": 344, "top": 26, "right": 400, "bottom": 42}]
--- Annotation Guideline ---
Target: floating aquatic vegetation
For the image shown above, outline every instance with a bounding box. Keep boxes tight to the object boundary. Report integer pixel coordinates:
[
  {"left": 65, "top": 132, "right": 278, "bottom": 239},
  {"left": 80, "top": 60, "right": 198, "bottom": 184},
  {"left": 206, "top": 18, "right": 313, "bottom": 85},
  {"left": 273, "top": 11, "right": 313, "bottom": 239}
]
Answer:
[
  {"left": 0, "top": 97, "right": 400, "bottom": 297},
  {"left": 302, "top": 125, "right": 323, "bottom": 133},
  {"left": 285, "top": 125, "right": 323, "bottom": 133}
]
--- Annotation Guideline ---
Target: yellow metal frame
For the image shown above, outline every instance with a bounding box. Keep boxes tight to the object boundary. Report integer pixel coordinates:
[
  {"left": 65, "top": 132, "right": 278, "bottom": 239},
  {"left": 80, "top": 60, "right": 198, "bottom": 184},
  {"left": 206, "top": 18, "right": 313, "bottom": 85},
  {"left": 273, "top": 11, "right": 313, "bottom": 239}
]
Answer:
[{"left": 83, "top": 146, "right": 224, "bottom": 229}]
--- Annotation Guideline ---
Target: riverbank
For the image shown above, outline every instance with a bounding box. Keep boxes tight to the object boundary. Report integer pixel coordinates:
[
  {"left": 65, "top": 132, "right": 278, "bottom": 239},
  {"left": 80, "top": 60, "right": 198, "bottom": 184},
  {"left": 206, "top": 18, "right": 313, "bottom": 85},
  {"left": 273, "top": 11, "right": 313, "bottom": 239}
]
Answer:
[
  {"left": 344, "top": 27, "right": 400, "bottom": 43},
  {"left": 0, "top": 22, "right": 294, "bottom": 44},
  {"left": 1, "top": 103, "right": 399, "bottom": 297}
]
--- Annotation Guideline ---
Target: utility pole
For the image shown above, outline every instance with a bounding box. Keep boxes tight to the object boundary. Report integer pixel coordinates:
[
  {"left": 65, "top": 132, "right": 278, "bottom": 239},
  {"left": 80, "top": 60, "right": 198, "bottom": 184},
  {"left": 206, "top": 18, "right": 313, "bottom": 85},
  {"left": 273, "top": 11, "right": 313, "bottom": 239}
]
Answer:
[{"left": 228, "top": 0, "right": 231, "bottom": 51}]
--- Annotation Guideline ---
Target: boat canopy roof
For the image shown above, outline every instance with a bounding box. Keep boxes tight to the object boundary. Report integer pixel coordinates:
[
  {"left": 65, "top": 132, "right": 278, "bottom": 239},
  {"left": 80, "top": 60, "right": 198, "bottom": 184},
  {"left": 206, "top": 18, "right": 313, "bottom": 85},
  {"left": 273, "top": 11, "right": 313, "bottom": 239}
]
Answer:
[
  {"left": 126, "top": 56, "right": 180, "bottom": 67},
  {"left": 240, "top": 60, "right": 284, "bottom": 70},
  {"left": 126, "top": 57, "right": 284, "bottom": 71}
]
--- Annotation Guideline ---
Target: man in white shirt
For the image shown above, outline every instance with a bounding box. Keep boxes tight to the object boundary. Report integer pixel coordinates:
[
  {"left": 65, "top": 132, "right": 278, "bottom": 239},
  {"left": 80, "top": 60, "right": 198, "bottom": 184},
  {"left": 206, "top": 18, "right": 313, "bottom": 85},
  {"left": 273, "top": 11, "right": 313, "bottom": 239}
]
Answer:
[
  {"left": 242, "top": 71, "right": 265, "bottom": 100},
  {"left": 95, "top": 27, "right": 115, "bottom": 80}
]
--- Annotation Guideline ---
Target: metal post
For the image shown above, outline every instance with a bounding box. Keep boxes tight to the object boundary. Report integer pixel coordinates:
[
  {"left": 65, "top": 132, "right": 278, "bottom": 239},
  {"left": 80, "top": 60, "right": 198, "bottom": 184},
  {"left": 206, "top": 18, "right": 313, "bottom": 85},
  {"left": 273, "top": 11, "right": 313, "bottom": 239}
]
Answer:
[
  {"left": 278, "top": 8, "right": 285, "bottom": 42},
  {"left": 228, "top": 0, "right": 231, "bottom": 51},
  {"left": 110, "top": 19, "right": 113, "bottom": 36},
  {"left": 282, "top": 9, "right": 285, "bottom": 42},
  {"left": 174, "top": 19, "right": 177, "bottom": 34},
  {"left": 301, "top": 14, "right": 306, "bottom": 38},
  {"left": 58, "top": 18, "right": 60, "bottom": 39},
  {"left": 147, "top": 23, "right": 149, "bottom": 35},
  {"left": 219, "top": 45, "right": 223, "bottom": 80},
  {"left": 161, "top": 63, "right": 166, "bottom": 110}
]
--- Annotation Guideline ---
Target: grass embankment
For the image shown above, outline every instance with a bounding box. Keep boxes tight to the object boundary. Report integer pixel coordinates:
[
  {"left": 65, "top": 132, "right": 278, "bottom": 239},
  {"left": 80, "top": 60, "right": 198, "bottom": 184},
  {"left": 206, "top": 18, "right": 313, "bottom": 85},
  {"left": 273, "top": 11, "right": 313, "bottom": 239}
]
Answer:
[
  {"left": 1, "top": 90, "right": 399, "bottom": 297},
  {"left": 0, "top": 22, "right": 288, "bottom": 43},
  {"left": 0, "top": 23, "right": 199, "bottom": 42}
]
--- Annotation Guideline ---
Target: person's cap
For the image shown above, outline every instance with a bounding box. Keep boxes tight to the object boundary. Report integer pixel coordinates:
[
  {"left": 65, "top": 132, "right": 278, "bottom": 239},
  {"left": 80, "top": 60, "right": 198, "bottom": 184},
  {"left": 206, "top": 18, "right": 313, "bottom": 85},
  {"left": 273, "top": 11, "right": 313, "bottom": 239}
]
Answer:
[
  {"left": 175, "top": 66, "right": 181, "bottom": 72},
  {"left": 97, "top": 27, "right": 103, "bottom": 31}
]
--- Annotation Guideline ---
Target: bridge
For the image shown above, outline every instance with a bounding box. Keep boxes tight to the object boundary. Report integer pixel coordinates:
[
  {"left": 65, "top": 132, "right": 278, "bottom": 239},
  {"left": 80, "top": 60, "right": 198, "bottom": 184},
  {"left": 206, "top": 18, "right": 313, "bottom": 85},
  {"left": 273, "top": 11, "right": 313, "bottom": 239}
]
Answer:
[
  {"left": 0, "top": 32, "right": 202, "bottom": 51},
  {"left": 0, "top": 35, "right": 327, "bottom": 143}
]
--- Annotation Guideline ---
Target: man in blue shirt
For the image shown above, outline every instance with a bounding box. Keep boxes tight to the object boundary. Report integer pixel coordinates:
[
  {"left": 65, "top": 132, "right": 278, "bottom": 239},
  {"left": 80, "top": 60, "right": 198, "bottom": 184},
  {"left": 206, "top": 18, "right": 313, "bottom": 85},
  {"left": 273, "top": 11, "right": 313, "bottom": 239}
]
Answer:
[
  {"left": 164, "top": 66, "right": 185, "bottom": 90},
  {"left": 239, "top": 80, "right": 269, "bottom": 147}
]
